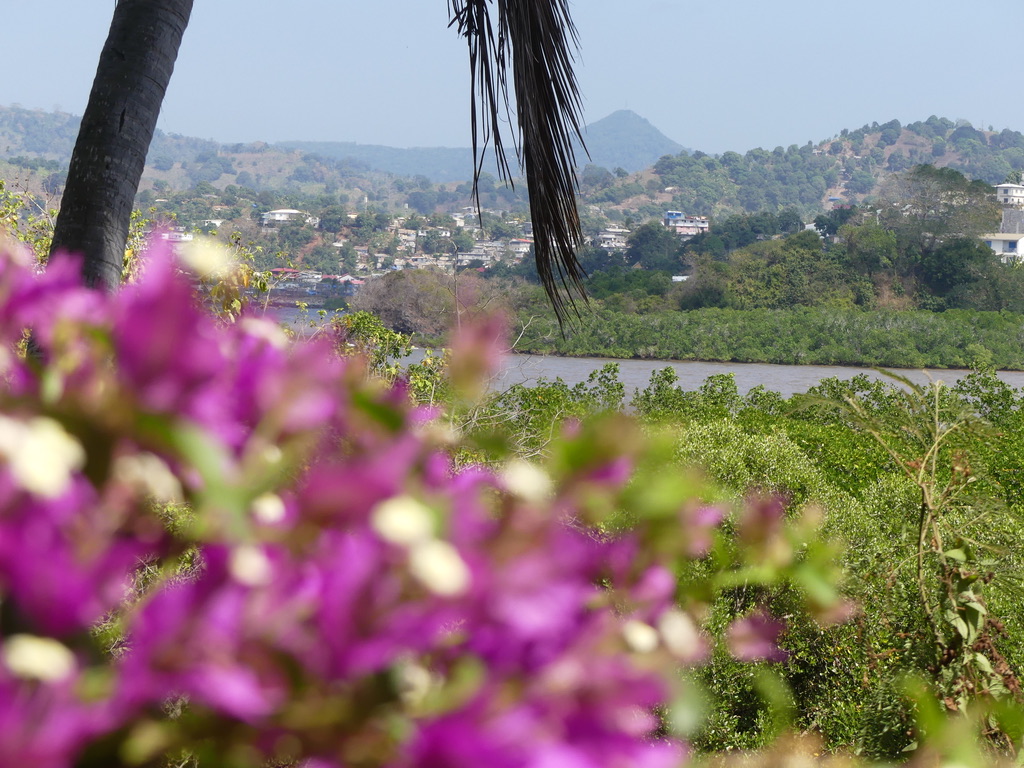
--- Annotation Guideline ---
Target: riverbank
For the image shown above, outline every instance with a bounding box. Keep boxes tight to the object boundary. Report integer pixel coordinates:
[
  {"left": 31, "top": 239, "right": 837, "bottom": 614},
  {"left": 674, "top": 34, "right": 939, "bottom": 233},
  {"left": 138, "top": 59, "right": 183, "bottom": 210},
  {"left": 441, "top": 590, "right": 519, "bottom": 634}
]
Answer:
[
  {"left": 264, "top": 304, "right": 1024, "bottom": 395},
  {"left": 513, "top": 306, "right": 1024, "bottom": 371},
  {"left": 494, "top": 354, "right": 1024, "bottom": 398}
]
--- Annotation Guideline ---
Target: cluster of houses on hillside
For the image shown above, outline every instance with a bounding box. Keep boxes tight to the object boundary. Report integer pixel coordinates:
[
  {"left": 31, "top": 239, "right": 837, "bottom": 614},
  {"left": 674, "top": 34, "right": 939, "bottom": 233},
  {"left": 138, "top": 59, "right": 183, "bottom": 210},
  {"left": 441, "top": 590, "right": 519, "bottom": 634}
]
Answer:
[
  {"left": 260, "top": 205, "right": 722, "bottom": 288},
  {"left": 260, "top": 205, "right": 538, "bottom": 283},
  {"left": 257, "top": 201, "right": 723, "bottom": 287},
  {"left": 252, "top": 177, "right": 1024, "bottom": 293},
  {"left": 593, "top": 213, "right": 708, "bottom": 252}
]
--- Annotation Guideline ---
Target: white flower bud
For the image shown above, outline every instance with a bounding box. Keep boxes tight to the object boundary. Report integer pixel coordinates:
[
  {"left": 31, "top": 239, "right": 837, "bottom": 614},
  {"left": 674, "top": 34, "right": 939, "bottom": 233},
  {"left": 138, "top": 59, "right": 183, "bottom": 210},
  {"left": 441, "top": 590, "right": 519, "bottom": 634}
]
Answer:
[
  {"left": 501, "top": 459, "right": 553, "bottom": 503},
  {"left": 3, "top": 634, "right": 76, "bottom": 682},
  {"left": 0, "top": 416, "right": 84, "bottom": 498},
  {"left": 395, "top": 659, "right": 434, "bottom": 708},
  {"left": 622, "top": 619, "right": 660, "bottom": 653},
  {"left": 408, "top": 540, "right": 470, "bottom": 596},
  {"left": 239, "top": 317, "right": 289, "bottom": 349},
  {"left": 261, "top": 445, "right": 283, "bottom": 466},
  {"left": 113, "top": 452, "right": 182, "bottom": 502},
  {"left": 230, "top": 545, "right": 273, "bottom": 586},
  {"left": 251, "top": 492, "right": 286, "bottom": 524},
  {"left": 371, "top": 495, "right": 434, "bottom": 546},
  {"left": 658, "top": 610, "right": 702, "bottom": 660},
  {"left": 178, "top": 237, "right": 233, "bottom": 278}
]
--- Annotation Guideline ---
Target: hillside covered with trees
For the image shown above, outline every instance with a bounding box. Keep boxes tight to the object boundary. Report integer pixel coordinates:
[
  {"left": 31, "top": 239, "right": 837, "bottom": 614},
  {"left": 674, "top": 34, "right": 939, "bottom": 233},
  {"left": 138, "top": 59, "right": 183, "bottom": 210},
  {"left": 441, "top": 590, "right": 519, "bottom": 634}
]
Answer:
[
  {"left": 6, "top": 104, "right": 1024, "bottom": 221},
  {"left": 7, "top": 101, "right": 1024, "bottom": 368},
  {"left": 596, "top": 117, "right": 1024, "bottom": 220}
]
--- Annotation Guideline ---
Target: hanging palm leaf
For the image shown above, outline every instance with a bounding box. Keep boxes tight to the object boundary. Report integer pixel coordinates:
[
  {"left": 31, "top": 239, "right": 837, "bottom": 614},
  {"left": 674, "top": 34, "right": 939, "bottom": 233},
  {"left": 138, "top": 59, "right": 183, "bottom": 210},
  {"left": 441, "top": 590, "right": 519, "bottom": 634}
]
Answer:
[{"left": 448, "top": 0, "right": 588, "bottom": 324}]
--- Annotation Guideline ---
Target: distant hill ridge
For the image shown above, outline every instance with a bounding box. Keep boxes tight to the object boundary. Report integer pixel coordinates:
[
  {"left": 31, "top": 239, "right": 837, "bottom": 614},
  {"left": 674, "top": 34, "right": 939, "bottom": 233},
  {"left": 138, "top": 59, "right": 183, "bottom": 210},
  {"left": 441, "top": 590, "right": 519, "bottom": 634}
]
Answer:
[
  {"left": 277, "top": 109, "right": 686, "bottom": 180},
  {"left": 3, "top": 105, "right": 1024, "bottom": 216},
  {"left": 0, "top": 104, "right": 684, "bottom": 183}
]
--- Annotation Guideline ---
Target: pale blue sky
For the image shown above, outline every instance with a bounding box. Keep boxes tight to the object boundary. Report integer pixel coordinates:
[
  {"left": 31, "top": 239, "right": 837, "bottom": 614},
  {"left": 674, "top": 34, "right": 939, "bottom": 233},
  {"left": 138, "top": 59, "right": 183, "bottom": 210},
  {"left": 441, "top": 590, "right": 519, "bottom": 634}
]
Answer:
[{"left": 7, "top": 1, "right": 1022, "bottom": 155}]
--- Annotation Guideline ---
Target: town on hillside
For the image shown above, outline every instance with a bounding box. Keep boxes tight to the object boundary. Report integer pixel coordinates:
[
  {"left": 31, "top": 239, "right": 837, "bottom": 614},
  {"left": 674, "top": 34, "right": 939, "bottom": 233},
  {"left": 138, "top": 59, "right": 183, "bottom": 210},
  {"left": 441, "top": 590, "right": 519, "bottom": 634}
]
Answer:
[{"left": 6, "top": 110, "right": 1024, "bottom": 327}]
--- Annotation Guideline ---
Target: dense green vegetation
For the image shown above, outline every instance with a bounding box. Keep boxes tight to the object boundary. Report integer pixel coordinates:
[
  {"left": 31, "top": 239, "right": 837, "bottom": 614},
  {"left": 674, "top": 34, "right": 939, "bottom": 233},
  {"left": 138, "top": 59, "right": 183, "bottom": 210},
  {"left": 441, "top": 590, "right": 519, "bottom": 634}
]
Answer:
[
  {"left": 512, "top": 306, "right": 1024, "bottom": 369},
  {"left": 646, "top": 116, "right": 1024, "bottom": 217},
  {"left": 471, "top": 361, "right": 1024, "bottom": 758},
  {"left": 482, "top": 165, "right": 1024, "bottom": 369}
]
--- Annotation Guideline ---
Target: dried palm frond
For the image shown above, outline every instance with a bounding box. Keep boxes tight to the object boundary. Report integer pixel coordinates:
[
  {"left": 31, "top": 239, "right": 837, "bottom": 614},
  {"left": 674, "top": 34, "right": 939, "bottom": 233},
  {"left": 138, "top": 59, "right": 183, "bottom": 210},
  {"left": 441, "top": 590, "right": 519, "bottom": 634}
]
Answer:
[{"left": 448, "top": 0, "right": 588, "bottom": 325}]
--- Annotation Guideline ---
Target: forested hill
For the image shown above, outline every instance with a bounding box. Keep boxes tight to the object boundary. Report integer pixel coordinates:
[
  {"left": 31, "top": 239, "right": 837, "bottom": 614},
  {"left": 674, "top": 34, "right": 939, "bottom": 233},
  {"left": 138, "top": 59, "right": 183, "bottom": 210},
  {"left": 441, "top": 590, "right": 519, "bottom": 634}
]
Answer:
[
  {"left": 0, "top": 105, "right": 228, "bottom": 165},
  {"left": 610, "top": 117, "right": 1024, "bottom": 218},
  {"left": 0, "top": 106, "right": 80, "bottom": 158},
  {"left": 3, "top": 105, "right": 1024, "bottom": 218}
]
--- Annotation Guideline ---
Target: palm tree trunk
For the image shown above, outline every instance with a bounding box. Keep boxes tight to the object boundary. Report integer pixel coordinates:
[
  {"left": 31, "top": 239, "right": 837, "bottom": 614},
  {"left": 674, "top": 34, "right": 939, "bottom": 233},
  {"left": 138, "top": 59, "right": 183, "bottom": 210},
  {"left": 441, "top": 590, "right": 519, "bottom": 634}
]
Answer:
[{"left": 49, "top": 0, "right": 193, "bottom": 290}]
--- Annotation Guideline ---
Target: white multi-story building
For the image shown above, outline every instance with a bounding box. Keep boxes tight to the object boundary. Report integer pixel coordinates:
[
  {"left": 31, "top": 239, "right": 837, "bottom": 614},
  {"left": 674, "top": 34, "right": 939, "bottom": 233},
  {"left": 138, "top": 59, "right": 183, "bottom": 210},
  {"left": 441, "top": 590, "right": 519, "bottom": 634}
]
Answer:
[
  {"left": 597, "top": 226, "right": 630, "bottom": 250},
  {"left": 663, "top": 211, "right": 709, "bottom": 238},
  {"left": 508, "top": 238, "right": 533, "bottom": 257},
  {"left": 994, "top": 183, "right": 1024, "bottom": 208},
  {"left": 983, "top": 233, "right": 1024, "bottom": 261},
  {"left": 982, "top": 184, "right": 1024, "bottom": 261}
]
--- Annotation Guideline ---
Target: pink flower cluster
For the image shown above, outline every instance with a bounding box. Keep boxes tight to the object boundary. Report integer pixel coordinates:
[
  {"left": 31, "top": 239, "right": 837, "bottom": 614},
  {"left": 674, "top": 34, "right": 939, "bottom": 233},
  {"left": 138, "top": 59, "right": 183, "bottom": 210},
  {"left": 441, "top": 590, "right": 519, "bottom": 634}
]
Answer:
[
  {"left": 0, "top": 241, "right": 663, "bottom": 767},
  {"left": 0, "top": 240, "right": 801, "bottom": 767}
]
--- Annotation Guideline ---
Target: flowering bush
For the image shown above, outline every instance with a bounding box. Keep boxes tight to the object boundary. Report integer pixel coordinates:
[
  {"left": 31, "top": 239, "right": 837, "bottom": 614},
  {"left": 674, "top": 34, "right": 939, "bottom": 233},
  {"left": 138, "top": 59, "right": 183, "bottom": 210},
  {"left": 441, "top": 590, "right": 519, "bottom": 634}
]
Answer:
[{"left": 0, "top": 238, "right": 844, "bottom": 768}]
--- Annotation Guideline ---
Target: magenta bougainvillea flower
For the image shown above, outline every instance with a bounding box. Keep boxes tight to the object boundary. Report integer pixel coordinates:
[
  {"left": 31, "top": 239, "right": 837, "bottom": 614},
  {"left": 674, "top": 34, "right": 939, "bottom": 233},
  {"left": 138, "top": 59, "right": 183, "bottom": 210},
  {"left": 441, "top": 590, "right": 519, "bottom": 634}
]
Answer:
[
  {"left": 0, "top": 238, "right": 829, "bottom": 767},
  {"left": 725, "top": 610, "right": 789, "bottom": 663}
]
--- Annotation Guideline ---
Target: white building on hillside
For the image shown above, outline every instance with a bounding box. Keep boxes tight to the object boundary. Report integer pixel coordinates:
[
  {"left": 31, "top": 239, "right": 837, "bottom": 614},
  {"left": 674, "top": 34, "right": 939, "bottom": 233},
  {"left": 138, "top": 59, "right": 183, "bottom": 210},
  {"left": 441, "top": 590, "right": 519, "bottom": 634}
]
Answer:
[
  {"left": 597, "top": 226, "right": 630, "bottom": 250},
  {"left": 983, "top": 186, "right": 1024, "bottom": 261},
  {"left": 663, "top": 211, "right": 709, "bottom": 238},
  {"left": 994, "top": 183, "right": 1024, "bottom": 208},
  {"left": 983, "top": 232, "right": 1024, "bottom": 262},
  {"left": 261, "top": 209, "right": 320, "bottom": 227}
]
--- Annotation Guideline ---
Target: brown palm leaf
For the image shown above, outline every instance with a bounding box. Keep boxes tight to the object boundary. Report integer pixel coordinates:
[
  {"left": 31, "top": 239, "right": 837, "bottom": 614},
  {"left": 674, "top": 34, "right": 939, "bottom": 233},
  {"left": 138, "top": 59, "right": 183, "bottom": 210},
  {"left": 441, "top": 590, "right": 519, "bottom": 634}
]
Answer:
[{"left": 448, "top": 0, "right": 588, "bottom": 324}]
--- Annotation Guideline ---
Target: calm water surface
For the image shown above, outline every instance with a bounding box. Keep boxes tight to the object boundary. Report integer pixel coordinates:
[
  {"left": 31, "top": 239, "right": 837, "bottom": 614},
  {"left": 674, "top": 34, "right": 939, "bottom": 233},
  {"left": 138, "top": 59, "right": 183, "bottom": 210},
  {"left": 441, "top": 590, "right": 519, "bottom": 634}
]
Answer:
[
  {"left": 272, "top": 309, "right": 1024, "bottom": 398},
  {"left": 492, "top": 355, "right": 1024, "bottom": 398}
]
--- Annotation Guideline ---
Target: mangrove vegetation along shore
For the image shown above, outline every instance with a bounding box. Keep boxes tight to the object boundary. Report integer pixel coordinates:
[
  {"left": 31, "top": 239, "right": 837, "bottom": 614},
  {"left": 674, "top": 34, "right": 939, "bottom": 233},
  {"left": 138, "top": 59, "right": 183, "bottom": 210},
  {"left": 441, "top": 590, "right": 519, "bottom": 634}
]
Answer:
[
  {"left": 512, "top": 306, "right": 1024, "bottom": 370},
  {"left": 436, "top": 356, "right": 1024, "bottom": 759}
]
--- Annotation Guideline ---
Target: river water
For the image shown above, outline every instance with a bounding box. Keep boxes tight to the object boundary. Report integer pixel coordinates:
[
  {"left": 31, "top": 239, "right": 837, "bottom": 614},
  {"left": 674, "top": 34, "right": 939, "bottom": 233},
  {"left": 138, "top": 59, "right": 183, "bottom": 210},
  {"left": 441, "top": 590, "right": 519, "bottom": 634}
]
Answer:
[
  {"left": 490, "top": 355, "right": 1024, "bottom": 398},
  {"left": 271, "top": 308, "right": 1024, "bottom": 397}
]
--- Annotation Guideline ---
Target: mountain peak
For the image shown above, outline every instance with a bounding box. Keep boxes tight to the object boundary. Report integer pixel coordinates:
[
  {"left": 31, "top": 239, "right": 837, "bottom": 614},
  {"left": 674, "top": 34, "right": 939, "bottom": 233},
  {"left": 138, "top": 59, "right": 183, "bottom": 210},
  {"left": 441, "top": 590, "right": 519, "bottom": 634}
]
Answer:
[
  {"left": 588, "top": 109, "right": 654, "bottom": 127},
  {"left": 578, "top": 111, "right": 684, "bottom": 172}
]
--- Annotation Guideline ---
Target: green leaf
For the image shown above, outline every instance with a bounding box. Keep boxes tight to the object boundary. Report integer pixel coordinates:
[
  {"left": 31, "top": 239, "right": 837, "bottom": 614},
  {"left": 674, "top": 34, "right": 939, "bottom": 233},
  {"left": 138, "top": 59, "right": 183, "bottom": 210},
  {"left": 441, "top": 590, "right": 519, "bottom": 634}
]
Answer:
[
  {"left": 972, "top": 652, "right": 994, "bottom": 675},
  {"left": 752, "top": 668, "right": 795, "bottom": 742}
]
